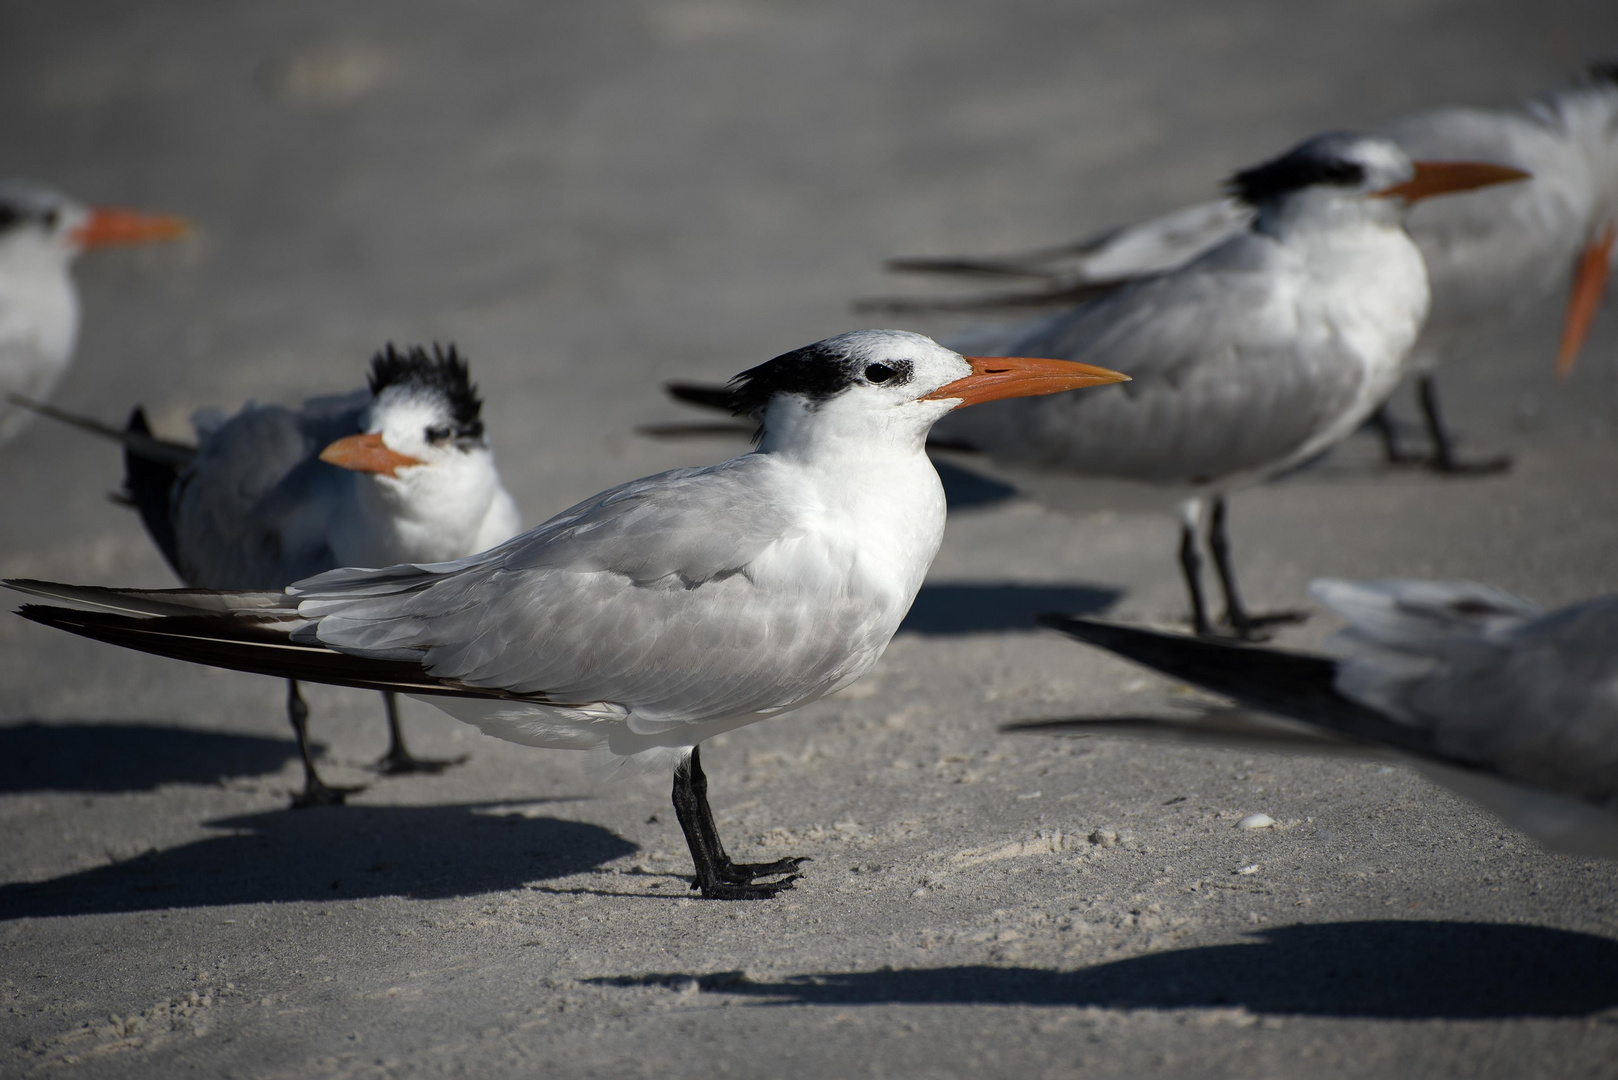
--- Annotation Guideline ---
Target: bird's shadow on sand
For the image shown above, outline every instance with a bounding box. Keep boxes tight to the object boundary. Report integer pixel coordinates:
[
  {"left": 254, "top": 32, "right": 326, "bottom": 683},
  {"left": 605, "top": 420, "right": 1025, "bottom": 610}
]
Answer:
[
  {"left": 0, "top": 803, "right": 636, "bottom": 920},
  {"left": 593, "top": 921, "right": 1618, "bottom": 1020},
  {"left": 902, "top": 582, "right": 1120, "bottom": 635},
  {"left": 0, "top": 721, "right": 303, "bottom": 794}
]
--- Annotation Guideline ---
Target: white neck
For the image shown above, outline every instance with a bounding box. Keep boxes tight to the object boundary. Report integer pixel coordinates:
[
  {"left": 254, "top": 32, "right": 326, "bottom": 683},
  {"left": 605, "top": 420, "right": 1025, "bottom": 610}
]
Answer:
[{"left": 333, "top": 451, "right": 518, "bottom": 566}]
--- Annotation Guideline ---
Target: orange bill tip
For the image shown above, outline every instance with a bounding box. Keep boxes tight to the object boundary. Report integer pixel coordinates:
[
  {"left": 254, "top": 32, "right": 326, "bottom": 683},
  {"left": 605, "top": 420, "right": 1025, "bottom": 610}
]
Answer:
[
  {"left": 319, "top": 432, "right": 424, "bottom": 477},
  {"left": 1374, "top": 161, "right": 1531, "bottom": 204},
  {"left": 1556, "top": 225, "right": 1615, "bottom": 380},
  {"left": 70, "top": 207, "right": 190, "bottom": 250},
  {"left": 921, "top": 355, "right": 1130, "bottom": 409}
]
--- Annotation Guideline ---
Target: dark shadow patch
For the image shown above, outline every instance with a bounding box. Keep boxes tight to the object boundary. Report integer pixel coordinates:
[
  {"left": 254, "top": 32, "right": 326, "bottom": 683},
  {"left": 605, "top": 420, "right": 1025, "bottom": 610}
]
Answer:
[
  {"left": 0, "top": 804, "right": 636, "bottom": 919},
  {"left": 0, "top": 721, "right": 302, "bottom": 794},
  {"left": 934, "top": 459, "right": 1018, "bottom": 511},
  {"left": 589, "top": 921, "right": 1618, "bottom": 1020},
  {"left": 901, "top": 583, "right": 1120, "bottom": 635}
]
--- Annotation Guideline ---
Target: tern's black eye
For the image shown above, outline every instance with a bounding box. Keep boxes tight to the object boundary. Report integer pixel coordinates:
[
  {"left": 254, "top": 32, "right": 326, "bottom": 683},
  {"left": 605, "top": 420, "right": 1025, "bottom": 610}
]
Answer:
[
  {"left": 864, "top": 363, "right": 898, "bottom": 383},
  {"left": 41, "top": 209, "right": 59, "bottom": 229},
  {"left": 424, "top": 424, "right": 453, "bottom": 445}
]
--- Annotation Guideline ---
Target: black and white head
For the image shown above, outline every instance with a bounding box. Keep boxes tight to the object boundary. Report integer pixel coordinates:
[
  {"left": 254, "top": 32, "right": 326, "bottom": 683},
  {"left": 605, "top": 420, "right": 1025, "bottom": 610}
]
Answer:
[
  {"left": 0, "top": 183, "right": 87, "bottom": 269},
  {"left": 319, "top": 344, "right": 495, "bottom": 489},
  {"left": 726, "top": 329, "right": 1128, "bottom": 454},
  {"left": 1228, "top": 132, "right": 1530, "bottom": 227},
  {"left": 0, "top": 181, "right": 186, "bottom": 268}
]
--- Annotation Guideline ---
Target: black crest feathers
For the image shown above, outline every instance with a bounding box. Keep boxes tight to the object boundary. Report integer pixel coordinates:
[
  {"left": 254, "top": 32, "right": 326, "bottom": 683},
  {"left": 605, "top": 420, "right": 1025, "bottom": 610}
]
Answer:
[
  {"left": 1226, "top": 144, "right": 1367, "bottom": 207},
  {"left": 724, "top": 342, "right": 858, "bottom": 417},
  {"left": 723, "top": 342, "right": 914, "bottom": 418},
  {"left": 367, "top": 343, "right": 484, "bottom": 438},
  {"left": 1589, "top": 60, "right": 1618, "bottom": 87}
]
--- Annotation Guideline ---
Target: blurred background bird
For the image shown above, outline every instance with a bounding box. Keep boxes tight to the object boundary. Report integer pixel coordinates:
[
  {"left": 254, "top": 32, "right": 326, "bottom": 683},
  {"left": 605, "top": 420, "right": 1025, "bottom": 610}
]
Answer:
[
  {"left": 0, "top": 181, "right": 187, "bottom": 444},
  {"left": 871, "top": 64, "right": 1618, "bottom": 473},
  {"left": 1022, "top": 577, "right": 1618, "bottom": 860}
]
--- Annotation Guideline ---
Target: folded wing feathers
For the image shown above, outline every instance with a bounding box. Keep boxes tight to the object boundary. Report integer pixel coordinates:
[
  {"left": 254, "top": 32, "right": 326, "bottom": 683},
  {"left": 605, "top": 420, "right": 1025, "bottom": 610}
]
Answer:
[
  {"left": 4, "top": 579, "right": 291, "bottom": 617},
  {"left": 13, "top": 604, "right": 552, "bottom": 702}
]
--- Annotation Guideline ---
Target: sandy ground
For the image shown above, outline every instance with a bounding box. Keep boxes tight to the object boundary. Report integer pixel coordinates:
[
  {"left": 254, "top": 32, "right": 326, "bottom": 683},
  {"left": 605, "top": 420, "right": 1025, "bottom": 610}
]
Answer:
[{"left": 4, "top": 1, "right": 1618, "bottom": 1076}]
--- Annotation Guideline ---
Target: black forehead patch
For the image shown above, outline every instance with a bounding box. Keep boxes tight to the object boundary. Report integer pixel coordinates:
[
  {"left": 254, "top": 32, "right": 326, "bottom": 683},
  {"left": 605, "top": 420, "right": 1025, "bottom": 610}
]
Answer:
[
  {"left": 367, "top": 342, "right": 484, "bottom": 438},
  {"left": 1226, "top": 148, "right": 1368, "bottom": 207}
]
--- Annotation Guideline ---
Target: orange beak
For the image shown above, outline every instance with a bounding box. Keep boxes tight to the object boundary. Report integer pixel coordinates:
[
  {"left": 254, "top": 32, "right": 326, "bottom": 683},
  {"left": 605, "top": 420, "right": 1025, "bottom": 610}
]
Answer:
[
  {"left": 319, "top": 432, "right": 424, "bottom": 477},
  {"left": 921, "top": 355, "right": 1130, "bottom": 409},
  {"left": 69, "top": 206, "right": 190, "bottom": 251},
  {"left": 1556, "top": 224, "right": 1615, "bottom": 379},
  {"left": 1373, "top": 161, "right": 1531, "bottom": 204}
]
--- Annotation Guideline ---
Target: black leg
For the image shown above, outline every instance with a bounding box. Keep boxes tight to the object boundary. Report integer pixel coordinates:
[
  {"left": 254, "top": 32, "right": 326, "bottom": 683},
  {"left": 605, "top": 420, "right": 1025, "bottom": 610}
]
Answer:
[
  {"left": 285, "top": 680, "right": 363, "bottom": 809},
  {"left": 1366, "top": 403, "right": 1427, "bottom": 465},
  {"left": 1418, "top": 376, "right": 1510, "bottom": 475},
  {"left": 1178, "top": 504, "right": 1212, "bottom": 637},
  {"left": 671, "top": 746, "right": 803, "bottom": 900},
  {"left": 1207, "top": 497, "right": 1308, "bottom": 642},
  {"left": 372, "top": 691, "right": 469, "bottom": 775}
]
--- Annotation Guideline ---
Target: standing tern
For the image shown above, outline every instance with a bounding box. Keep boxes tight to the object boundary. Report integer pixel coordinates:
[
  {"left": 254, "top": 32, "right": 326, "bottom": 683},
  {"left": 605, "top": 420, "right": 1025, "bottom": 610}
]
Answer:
[
  {"left": 875, "top": 65, "right": 1618, "bottom": 471},
  {"left": 5, "top": 330, "right": 1128, "bottom": 898},
  {"left": 18, "top": 344, "right": 522, "bottom": 806},
  {"left": 0, "top": 181, "right": 187, "bottom": 443},
  {"left": 1019, "top": 578, "right": 1618, "bottom": 859},
  {"left": 922, "top": 134, "right": 1526, "bottom": 638}
]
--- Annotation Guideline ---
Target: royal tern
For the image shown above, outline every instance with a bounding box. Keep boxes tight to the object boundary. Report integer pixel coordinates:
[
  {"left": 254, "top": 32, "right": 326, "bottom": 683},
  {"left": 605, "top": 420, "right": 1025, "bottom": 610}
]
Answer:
[
  {"left": 7, "top": 330, "right": 1128, "bottom": 898},
  {"left": 17, "top": 344, "right": 521, "bottom": 806},
  {"left": 0, "top": 182, "right": 186, "bottom": 443},
  {"left": 1021, "top": 578, "right": 1618, "bottom": 860},
  {"left": 875, "top": 65, "right": 1618, "bottom": 471}
]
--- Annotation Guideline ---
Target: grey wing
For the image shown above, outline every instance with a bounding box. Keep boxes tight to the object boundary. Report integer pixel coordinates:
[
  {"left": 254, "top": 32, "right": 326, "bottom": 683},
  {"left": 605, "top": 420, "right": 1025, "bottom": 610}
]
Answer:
[
  {"left": 1404, "top": 594, "right": 1618, "bottom": 807},
  {"left": 936, "top": 239, "right": 1368, "bottom": 482},
  {"left": 1057, "top": 198, "right": 1253, "bottom": 282},
  {"left": 291, "top": 455, "right": 890, "bottom": 726},
  {"left": 172, "top": 398, "right": 367, "bottom": 589}
]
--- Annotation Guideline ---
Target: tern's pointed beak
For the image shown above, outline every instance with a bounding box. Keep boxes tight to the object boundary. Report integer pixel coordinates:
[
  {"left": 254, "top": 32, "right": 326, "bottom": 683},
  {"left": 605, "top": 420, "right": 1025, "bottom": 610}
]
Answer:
[
  {"left": 69, "top": 207, "right": 190, "bottom": 251},
  {"left": 921, "top": 355, "right": 1130, "bottom": 409},
  {"left": 319, "top": 432, "right": 424, "bottom": 477},
  {"left": 1556, "top": 224, "right": 1615, "bottom": 379},
  {"left": 1373, "top": 161, "right": 1531, "bottom": 204}
]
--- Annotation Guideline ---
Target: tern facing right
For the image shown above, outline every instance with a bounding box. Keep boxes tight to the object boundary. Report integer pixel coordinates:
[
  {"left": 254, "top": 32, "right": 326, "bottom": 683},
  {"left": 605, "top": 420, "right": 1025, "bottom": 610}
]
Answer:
[
  {"left": 7, "top": 330, "right": 1128, "bottom": 899},
  {"left": 1022, "top": 579, "right": 1618, "bottom": 860},
  {"left": 928, "top": 133, "right": 1528, "bottom": 638}
]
